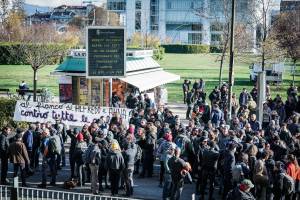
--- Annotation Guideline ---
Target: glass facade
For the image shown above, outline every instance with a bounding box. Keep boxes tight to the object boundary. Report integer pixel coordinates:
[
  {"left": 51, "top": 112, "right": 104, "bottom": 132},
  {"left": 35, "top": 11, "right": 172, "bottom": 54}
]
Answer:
[
  {"left": 188, "top": 33, "right": 202, "bottom": 44},
  {"left": 107, "top": 0, "right": 126, "bottom": 11}
]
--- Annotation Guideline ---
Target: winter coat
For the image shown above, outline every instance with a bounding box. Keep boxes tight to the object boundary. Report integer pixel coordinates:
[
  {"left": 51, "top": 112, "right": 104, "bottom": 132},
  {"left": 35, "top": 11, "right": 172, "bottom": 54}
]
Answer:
[
  {"left": 106, "top": 150, "right": 125, "bottom": 171},
  {"left": 123, "top": 142, "right": 137, "bottom": 168},
  {"left": 8, "top": 141, "right": 30, "bottom": 164},
  {"left": 239, "top": 92, "right": 250, "bottom": 107},
  {"left": 201, "top": 147, "right": 220, "bottom": 170},
  {"left": 22, "top": 130, "right": 33, "bottom": 152},
  {"left": 223, "top": 149, "right": 235, "bottom": 178},
  {"left": 0, "top": 133, "right": 9, "bottom": 157}
]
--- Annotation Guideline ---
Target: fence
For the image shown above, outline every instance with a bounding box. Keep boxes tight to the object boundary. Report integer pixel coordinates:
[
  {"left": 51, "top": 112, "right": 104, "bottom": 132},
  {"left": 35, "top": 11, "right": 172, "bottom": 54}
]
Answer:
[{"left": 0, "top": 185, "right": 139, "bottom": 200}]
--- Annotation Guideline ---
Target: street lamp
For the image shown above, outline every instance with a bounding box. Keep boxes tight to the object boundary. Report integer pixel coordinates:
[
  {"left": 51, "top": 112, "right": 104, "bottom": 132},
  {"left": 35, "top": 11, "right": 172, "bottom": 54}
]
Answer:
[{"left": 227, "top": 0, "right": 236, "bottom": 122}]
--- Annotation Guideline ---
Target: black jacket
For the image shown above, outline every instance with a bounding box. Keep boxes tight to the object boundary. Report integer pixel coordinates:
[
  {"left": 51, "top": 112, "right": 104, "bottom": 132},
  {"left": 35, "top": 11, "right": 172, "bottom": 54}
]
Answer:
[
  {"left": 202, "top": 147, "right": 220, "bottom": 170},
  {"left": 223, "top": 149, "right": 235, "bottom": 178},
  {"left": 0, "top": 133, "right": 9, "bottom": 158}
]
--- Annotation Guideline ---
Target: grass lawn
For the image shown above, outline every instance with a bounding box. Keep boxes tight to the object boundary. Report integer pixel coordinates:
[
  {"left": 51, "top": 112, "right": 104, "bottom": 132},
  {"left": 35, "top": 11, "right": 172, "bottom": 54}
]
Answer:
[
  {"left": 0, "top": 54, "right": 298, "bottom": 103},
  {"left": 0, "top": 65, "right": 59, "bottom": 96},
  {"left": 159, "top": 54, "right": 300, "bottom": 103}
]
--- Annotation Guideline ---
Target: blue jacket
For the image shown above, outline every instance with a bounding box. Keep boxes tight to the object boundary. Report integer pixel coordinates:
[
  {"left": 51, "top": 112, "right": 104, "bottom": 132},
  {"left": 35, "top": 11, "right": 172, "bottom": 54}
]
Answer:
[{"left": 23, "top": 130, "right": 33, "bottom": 151}]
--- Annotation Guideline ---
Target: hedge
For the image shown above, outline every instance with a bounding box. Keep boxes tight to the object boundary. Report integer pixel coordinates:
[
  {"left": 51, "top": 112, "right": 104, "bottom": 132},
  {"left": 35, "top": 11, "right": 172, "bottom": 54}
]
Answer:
[
  {"left": 0, "top": 98, "right": 28, "bottom": 128},
  {"left": 0, "top": 98, "right": 17, "bottom": 127},
  {"left": 210, "top": 46, "right": 223, "bottom": 53},
  {"left": 161, "top": 44, "right": 210, "bottom": 54}
]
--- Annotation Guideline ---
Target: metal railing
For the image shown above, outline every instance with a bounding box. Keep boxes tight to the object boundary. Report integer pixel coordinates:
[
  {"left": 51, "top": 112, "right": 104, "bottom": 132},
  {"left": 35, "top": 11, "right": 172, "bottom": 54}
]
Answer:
[{"left": 0, "top": 185, "right": 139, "bottom": 200}]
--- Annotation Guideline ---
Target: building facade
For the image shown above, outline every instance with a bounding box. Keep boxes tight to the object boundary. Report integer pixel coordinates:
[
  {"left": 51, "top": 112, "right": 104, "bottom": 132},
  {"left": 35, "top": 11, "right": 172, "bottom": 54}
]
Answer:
[{"left": 107, "top": 0, "right": 260, "bottom": 46}]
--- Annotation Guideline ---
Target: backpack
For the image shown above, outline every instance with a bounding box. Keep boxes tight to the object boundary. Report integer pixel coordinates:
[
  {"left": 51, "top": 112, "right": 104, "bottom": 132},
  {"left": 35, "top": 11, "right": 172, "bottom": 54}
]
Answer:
[
  {"left": 174, "top": 136, "right": 187, "bottom": 156},
  {"left": 211, "top": 110, "right": 220, "bottom": 124},
  {"left": 282, "top": 173, "right": 295, "bottom": 194},
  {"left": 48, "top": 137, "right": 60, "bottom": 155},
  {"left": 84, "top": 144, "right": 94, "bottom": 164},
  {"left": 135, "top": 144, "right": 143, "bottom": 162}
]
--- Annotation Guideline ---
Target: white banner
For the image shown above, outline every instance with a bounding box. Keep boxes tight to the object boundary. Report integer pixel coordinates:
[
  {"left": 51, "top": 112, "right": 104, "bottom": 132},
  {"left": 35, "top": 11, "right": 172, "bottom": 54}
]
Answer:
[{"left": 13, "top": 101, "right": 132, "bottom": 126}]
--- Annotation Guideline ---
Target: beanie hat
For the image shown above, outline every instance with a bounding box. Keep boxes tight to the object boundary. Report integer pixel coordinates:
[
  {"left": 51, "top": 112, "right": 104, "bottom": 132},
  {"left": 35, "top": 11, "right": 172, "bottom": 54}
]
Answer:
[
  {"left": 111, "top": 141, "right": 120, "bottom": 151},
  {"left": 128, "top": 126, "right": 135, "bottom": 134},
  {"left": 76, "top": 133, "right": 84, "bottom": 141},
  {"left": 164, "top": 133, "right": 173, "bottom": 142}
]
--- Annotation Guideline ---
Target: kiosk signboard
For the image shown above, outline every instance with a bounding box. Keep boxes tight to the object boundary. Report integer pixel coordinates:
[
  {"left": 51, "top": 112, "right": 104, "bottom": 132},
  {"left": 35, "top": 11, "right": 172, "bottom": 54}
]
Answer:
[{"left": 86, "top": 27, "right": 126, "bottom": 78}]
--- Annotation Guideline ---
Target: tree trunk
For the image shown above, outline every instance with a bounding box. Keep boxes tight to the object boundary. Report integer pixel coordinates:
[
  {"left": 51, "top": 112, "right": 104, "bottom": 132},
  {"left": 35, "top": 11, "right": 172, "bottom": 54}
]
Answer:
[
  {"left": 293, "top": 59, "right": 296, "bottom": 86},
  {"left": 33, "top": 69, "right": 37, "bottom": 102},
  {"left": 219, "top": 53, "right": 225, "bottom": 87}
]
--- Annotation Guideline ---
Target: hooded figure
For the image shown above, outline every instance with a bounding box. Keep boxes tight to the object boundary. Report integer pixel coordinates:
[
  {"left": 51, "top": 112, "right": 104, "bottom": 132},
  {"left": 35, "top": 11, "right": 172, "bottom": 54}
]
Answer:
[{"left": 106, "top": 141, "right": 125, "bottom": 196}]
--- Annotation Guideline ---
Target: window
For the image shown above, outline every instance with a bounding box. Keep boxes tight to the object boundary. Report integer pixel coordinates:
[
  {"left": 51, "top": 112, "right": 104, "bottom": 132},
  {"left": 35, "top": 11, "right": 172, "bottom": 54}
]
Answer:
[
  {"left": 192, "top": 24, "right": 202, "bottom": 31},
  {"left": 167, "top": 1, "right": 172, "bottom": 9},
  {"left": 135, "top": 11, "right": 141, "bottom": 30},
  {"left": 191, "top": 1, "right": 194, "bottom": 9},
  {"left": 107, "top": 1, "right": 126, "bottom": 10},
  {"left": 135, "top": 0, "right": 141, "bottom": 10},
  {"left": 210, "top": 22, "right": 224, "bottom": 31},
  {"left": 211, "top": 34, "right": 222, "bottom": 42},
  {"left": 188, "top": 33, "right": 202, "bottom": 44}
]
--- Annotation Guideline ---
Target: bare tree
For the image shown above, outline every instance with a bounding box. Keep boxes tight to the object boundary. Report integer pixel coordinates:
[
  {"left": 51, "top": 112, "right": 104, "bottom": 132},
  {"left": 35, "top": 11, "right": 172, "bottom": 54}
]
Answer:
[
  {"left": 195, "top": 0, "right": 252, "bottom": 87},
  {"left": 273, "top": 11, "right": 300, "bottom": 85},
  {"left": 88, "top": 6, "right": 120, "bottom": 26},
  {"left": 10, "top": 25, "right": 79, "bottom": 101},
  {"left": 247, "top": 0, "right": 284, "bottom": 69},
  {"left": 0, "top": 0, "right": 9, "bottom": 24}
]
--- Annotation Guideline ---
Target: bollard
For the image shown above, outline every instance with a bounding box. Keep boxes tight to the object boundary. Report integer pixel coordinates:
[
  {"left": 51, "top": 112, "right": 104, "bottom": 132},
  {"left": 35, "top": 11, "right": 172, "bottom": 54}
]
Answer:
[{"left": 11, "top": 176, "right": 19, "bottom": 200}]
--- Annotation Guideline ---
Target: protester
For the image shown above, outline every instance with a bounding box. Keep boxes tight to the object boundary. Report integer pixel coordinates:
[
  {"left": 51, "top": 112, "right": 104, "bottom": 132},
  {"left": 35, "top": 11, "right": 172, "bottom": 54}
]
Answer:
[
  {"left": 0, "top": 78, "right": 299, "bottom": 200},
  {"left": 0, "top": 126, "right": 12, "bottom": 185},
  {"left": 168, "top": 147, "right": 191, "bottom": 200},
  {"left": 106, "top": 141, "right": 125, "bottom": 196},
  {"left": 8, "top": 131, "right": 30, "bottom": 187}
]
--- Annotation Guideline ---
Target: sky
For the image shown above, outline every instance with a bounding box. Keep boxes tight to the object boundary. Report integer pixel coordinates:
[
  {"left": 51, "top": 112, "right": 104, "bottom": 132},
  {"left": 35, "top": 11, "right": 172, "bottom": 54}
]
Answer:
[{"left": 25, "top": 0, "right": 105, "bottom": 7}]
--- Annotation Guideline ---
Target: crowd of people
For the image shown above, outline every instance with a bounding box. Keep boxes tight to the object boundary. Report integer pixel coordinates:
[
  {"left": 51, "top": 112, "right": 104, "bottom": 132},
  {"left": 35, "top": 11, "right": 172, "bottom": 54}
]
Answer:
[{"left": 0, "top": 79, "right": 299, "bottom": 200}]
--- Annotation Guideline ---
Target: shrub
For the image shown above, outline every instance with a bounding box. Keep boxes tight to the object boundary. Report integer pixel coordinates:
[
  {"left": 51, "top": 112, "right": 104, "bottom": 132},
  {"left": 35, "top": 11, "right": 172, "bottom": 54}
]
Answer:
[
  {"left": 210, "top": 46, "right": 223, "bottom": 53},
  {"left": 0, "top": 98, "right": 28, "bottom": 128},
  {"left": 153, "top": 47, "right": 165, "bottom": 60},
  {"left": 161, "top": 44, "right": 210, "bottom": 54},
  {"left": 0, "top": 98, "right": 16, "bottom": 127}
]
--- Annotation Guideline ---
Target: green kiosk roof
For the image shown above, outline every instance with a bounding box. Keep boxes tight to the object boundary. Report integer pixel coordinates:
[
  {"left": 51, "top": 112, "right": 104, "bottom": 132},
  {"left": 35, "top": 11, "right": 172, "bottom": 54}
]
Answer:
[
  {"left": 55, "top": 56, "right": 159, "bottom": 73},
  {"left": 55, "top": 56, "right": 86, "bottom": 72}
]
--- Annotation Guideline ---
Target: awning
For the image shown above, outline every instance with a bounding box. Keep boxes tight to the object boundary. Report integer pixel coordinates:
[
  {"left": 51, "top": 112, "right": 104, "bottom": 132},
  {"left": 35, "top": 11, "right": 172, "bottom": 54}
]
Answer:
[{"left": 119, "top": 70, "right": 180, "bottom": 91}]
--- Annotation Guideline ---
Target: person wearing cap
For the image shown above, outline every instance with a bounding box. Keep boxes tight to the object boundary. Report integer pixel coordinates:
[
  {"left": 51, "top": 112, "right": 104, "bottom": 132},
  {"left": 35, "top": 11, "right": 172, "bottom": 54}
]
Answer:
[
  {"left": 157, "top": 131, "right": 176, "bottom": 187},
  {"left": 8, "top": 131, "right": 30, "bottom": 187},
  {"left": 73, "top": 132, "right": 88, "bottom": 186},
  {"left": 106, "top": 141, "right": 125, "bottom": 196},
  {"left": 227, "top": 179, "right": 255, "bottom": 200}
]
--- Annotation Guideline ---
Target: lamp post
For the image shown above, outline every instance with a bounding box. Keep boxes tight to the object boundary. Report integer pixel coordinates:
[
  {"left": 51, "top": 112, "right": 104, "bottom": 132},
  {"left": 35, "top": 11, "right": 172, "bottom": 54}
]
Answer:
[{"left": 227, "top": 0, "right": 236, "bottom": 122}]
